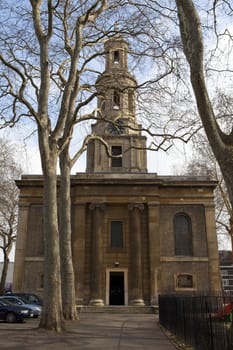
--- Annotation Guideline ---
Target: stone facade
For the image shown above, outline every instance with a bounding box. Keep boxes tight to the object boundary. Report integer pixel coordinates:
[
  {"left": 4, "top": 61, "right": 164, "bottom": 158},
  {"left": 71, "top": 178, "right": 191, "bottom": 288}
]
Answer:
[{"left": 13, "top": 34, "right": 222, "bottom": 306}]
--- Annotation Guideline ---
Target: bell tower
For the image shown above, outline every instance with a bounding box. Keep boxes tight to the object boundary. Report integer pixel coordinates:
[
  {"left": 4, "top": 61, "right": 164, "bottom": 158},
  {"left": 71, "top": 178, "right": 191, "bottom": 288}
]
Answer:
[{"left": 86, "top": 33, "right": 147, "bottom": 173}]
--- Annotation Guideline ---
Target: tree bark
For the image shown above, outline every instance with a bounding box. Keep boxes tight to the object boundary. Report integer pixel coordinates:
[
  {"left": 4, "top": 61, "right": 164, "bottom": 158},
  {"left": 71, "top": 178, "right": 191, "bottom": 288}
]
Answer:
[
  {"left": 39, "top": 152, "right": 64, "bottom": 331},
  {"left": 176, "top": 0, "right": 233, "bottom": 208},
  {"left": 59, "top": 146, "right": 78, "bottom": 320},
  {"left": 0, "top": 253, "right": 9, "bottom": 294},
  {"left": 30, "top": 0, "right": 64, "bottom": 331}
]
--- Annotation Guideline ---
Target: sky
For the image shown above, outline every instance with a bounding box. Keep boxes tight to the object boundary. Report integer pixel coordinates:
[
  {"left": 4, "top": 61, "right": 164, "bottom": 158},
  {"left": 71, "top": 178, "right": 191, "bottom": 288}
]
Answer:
[
  {"left": 17, "top": 134, "right": 189, "bottom": 176},
  {"left": 0, "top": 117, "right": 190, "bottom": 176}
]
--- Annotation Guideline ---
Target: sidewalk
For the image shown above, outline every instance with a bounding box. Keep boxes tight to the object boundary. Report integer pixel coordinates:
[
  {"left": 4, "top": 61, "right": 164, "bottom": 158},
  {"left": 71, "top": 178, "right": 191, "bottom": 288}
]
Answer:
[{"left": 0, "top": 313, "right": 178, "bottom": 350}]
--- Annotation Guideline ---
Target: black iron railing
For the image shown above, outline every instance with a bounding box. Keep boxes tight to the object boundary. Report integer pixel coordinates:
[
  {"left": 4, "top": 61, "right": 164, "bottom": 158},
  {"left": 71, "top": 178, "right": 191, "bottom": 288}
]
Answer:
[{"left": 159, "top": 294, "right": 233, "bottom": 350}]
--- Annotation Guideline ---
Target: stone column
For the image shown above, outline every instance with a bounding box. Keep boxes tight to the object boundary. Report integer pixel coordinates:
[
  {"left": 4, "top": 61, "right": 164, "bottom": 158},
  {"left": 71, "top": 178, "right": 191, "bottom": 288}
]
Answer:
[
  {"left": 72, "top": 203, "right": 86, "bottom": 305},
  {"left": 148, "top": 202, "right": 160, "bottom": 305},
  {"left": 128, "top": 203, "right": 145, "bottom": 306},
  {"left": 89, "top": 203, "right": 105, "bottom": 306},
  {"left": 204, "top": 203, "right": 222, "bottom": 292}
]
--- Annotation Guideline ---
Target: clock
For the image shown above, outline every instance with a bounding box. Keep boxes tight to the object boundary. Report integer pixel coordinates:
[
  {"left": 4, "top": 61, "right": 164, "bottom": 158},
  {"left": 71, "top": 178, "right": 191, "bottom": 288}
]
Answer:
[{"left": 107, "top": 119, "right": 125, "bottom": 135}]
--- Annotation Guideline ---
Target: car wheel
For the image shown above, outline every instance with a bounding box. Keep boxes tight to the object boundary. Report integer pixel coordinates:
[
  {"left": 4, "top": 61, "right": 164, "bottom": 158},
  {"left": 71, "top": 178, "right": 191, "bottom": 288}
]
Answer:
[{"left": 6, "top": 312, "right": 17, "bottom": 323}]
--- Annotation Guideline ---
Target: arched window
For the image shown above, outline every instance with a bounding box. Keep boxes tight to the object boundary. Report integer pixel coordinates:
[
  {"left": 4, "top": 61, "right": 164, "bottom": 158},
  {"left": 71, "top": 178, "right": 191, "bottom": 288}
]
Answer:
[
  {"left": 174, "top": 213, "right": 193, "bottom": 256},
  {"left": 113, "top": 91, "right": 120, "bottom": 109},
  {"left": 111, "top": 146, "right": 122, "bottom": 168},
  {"left": 128, "top": 90, "right": 134, "bottom": 113},
  {"left": 113, "top": 50, "right": 120, "bottom": 64}
]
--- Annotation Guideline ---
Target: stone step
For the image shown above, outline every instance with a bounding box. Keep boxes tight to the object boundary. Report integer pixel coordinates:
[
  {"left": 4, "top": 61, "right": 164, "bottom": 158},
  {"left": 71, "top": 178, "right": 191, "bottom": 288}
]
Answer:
[{"left": 77, "top": 305, "right": 158, "bottom": 314}]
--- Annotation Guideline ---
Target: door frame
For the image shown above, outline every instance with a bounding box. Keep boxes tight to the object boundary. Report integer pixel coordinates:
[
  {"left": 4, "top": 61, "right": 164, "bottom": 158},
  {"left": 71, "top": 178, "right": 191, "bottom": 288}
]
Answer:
[{"left": 106, "top": 268, "right": 128, "bottom": 305}]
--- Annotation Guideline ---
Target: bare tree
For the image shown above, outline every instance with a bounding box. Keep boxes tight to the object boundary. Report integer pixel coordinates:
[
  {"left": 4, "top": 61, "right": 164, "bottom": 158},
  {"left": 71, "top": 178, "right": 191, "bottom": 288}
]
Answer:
[
  {"left": 0, "top": 0, "right": 174, "bottom": 330},
  {"left": 175, "top": 0, "right": 233, "bottom": 254},
  {"left": 0, "top": 139, "right": 21, "bottom": 295},
  {"left": 0, "top": 0, "right": 109, "bottom": 330},
  {"left": 1, "top": 0, "right": 220, "bottom": 330},
  {"left": 181, "top": 132, "right": 232, "bottom": 250}
]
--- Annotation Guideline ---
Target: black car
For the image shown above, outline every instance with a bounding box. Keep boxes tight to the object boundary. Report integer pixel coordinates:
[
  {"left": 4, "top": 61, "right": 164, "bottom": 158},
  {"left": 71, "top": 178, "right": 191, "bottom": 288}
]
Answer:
[
  {"left": 0, "top": 300, "right": 31, "bottom": 323},
  {"left": 0, "top": 296, "right": 41, "bottom": 318},
  {"left": 5, "top": 293, "right": 43, "bottom": 306}
]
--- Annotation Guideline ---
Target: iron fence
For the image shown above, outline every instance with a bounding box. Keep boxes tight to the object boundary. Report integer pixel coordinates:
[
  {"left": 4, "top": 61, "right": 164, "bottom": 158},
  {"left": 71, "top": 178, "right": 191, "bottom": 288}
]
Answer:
[{"left": 159, "top": 294, "right": 233, "bottom": 350}]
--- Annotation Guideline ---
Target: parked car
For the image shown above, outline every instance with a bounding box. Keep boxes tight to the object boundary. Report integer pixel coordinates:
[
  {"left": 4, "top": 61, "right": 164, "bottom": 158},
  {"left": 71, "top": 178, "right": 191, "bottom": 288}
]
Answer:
[
  {"left": 0, "top": 300, "right": 31, "bottom": 323},
  {"left": 0, "top": 296, "right": 42, "bottom": 318},
  {"left": 5, "top": 293, "right": 43, "bottom": 306}
]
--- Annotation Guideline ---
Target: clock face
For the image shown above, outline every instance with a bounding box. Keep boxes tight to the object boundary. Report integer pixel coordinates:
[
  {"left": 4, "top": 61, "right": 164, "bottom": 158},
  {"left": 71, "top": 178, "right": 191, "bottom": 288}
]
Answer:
[{"left": 107, "top": 119, "right": 125, "bottom": 135}]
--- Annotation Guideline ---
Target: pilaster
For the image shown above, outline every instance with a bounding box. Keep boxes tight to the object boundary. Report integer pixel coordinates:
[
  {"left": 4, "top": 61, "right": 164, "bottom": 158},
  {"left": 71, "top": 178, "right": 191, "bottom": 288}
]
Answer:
[
  {"left": 147, "top": 202, "right": 160, "bottom": 305},
  {"left": 89, "top": 203, "right": 106, "bottom": 306},
  {"left": 72, "top": 203, "right": 86, "bottom": 305},
  {"left": 204, "top": 203, "right": 222, "bottom": 292},
  {"left": 128, "top": 203, "right": 145, "bottom": 306}
]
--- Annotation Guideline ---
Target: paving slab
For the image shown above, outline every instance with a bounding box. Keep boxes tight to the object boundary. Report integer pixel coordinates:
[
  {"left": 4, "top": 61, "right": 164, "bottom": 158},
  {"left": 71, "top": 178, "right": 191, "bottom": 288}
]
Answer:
[{"left": 0, "top": 313, "right": 177, "bottom": 350}]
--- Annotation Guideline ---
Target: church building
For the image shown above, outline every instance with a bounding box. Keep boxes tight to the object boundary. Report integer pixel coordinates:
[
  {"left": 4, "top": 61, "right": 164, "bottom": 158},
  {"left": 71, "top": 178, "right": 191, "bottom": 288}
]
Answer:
[{"left": 13, "top": 34, "right": 222, "bottom": 307}]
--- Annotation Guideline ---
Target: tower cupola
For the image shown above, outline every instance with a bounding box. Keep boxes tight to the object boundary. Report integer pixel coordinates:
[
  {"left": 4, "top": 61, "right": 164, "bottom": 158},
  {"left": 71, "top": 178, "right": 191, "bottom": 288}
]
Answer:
[
  {"left": 95, "top": 34, "right": 137, "bottom": 133},
  {"left": 105, "top": 35, "right": 129, "bottom": 72},
  {"left": 86, "top": 34, "right": 147, "bottom": 174}
]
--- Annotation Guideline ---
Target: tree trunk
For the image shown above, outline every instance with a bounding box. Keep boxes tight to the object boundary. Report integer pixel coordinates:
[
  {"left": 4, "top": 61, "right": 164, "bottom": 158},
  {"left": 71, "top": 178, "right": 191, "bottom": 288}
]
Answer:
[
  {"left": 39, "top": 154, "right": 64, "bottom": 331},
  {"left": 59, "top": 147, "right": 78, "bottom": 320},
  {"left": 0, "top": 252, "right": 9, "bottom": 294},
  {"left": 176, "top": 0, "right": 233, "bottom": 246}
]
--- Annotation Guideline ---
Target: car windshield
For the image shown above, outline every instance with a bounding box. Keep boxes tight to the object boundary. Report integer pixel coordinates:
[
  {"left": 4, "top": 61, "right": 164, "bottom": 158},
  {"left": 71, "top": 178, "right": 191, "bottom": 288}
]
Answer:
[
  {"left": 1, "top": 297, "right": 22, "bottom": 305},
  {"left": 15, "top": 296, "right": 28, "bottom": 303},
  {"left": 6, "top": 293, "right": 43, "bottom": 305},
  {"left": 0, "top": 299, "right": 12, "bottom": 305}
]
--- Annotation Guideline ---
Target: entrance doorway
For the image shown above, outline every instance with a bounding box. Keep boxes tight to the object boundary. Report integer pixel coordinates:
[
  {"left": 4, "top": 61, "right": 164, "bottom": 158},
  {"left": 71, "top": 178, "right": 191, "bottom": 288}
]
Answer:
[
  {"left": 109, "top": 272, "right": 124, "bottom": 305},
  {"left": 106, "top": 268, "right": 128, "bottom": 305}
]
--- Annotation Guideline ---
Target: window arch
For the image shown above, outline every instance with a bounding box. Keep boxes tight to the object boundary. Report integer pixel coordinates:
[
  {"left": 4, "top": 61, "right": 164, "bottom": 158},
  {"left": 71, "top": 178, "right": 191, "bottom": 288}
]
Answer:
[
  {"left": 113, "top": 91, "right": 120, "bottom": 109},
  {"left": 113, "top": 50, "right": 120, "bottom": 64},
  {"left": 174, "top": 213, "right": 193, "bottom": 256},
  {"left": 128, "top": 90, "right": 134, "bottom": 113},
  {"left": 111, "top": 146, "right": 122, "bottom": 168}
]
